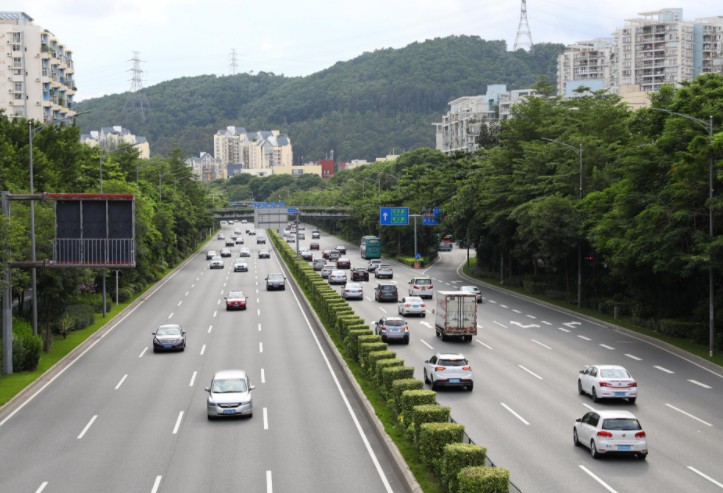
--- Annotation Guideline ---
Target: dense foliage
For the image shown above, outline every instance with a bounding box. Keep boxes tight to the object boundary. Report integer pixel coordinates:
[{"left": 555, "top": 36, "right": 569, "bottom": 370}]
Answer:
[{"left": 75, "top": 36, "right": 564, "bottom": 161}]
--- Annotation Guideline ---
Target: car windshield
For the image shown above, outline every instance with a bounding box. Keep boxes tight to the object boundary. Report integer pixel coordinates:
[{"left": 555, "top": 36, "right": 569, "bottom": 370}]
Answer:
[
  {"left": 228, "top": 291, "right": 244, "bottom": 298},
  {"left": 384, "top": 319, "right": 406, "bottom": 327},
  {"left": 600, "top": 368, "right": 630, "bottom": 378},
  {"left": 438, "top": 359, "right": 468, "bottom": 366},
  {"left": 156, "top": 326, "right": 181, "bottom": 336},
  {"left": 212, "top": 378, "right": 248, "bottom": 393},
  {"left": 602, "top": 418, "right": 641, "bottom": 431}
]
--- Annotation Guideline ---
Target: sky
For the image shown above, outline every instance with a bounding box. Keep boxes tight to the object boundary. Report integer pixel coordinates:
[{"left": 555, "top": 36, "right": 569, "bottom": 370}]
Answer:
[{"left": 10, "top": 0, "right": 723, "bottom": 101}]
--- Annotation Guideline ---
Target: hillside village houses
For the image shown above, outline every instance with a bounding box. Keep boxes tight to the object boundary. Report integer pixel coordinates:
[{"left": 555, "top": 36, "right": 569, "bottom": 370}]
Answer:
[{"left": 80, "top": 126, "right": 150, "bottom": 159}]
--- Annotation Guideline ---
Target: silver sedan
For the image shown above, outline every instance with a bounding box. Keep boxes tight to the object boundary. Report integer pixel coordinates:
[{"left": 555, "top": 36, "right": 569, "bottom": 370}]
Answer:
[
  {"left": 206, "top": 369, "right": 255, "bottom": 419},
  {"left": 341, "top": 282, "right": 364, "bottom": 300},
  {"left": 397, "top": 296, "right": 427, "bottom": 317}
]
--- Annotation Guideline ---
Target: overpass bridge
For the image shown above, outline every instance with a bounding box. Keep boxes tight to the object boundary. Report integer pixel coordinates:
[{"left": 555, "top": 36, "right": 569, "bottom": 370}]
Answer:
[{"left": 212, "top": 206, "right": 351, "bottom": 222}]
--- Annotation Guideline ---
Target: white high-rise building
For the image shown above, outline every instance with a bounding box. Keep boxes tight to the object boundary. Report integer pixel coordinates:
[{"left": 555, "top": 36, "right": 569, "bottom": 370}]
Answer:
[
  {"left": 213, "top": 126, "right": 293, "bottom": 177},
  {"left": 0, "top": 12, "right": 77, "bottom": 123}
]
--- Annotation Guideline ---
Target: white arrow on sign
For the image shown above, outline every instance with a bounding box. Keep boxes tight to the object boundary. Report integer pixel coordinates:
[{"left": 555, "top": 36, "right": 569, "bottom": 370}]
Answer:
[
  {"left": 510, "top": 321, "right": 540, "bottom": 329},
  {"left": 563, "top": 322, "right": 581, "bottom": 329},
  {"left": 383, "top": 212, "right": 389, "bottom": 221}
]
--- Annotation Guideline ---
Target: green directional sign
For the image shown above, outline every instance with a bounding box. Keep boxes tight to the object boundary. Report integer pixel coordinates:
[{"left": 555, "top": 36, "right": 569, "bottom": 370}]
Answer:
[{"left": 380, "top": 207, "right": 409, "bottom": 226}]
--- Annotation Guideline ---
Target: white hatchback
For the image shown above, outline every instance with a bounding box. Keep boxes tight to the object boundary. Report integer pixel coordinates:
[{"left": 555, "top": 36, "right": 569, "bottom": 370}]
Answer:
[
  {"left": 573, "top": 410, "right": 647, "bottom": 460},
  {"left": 578, "top": 365, "right": 637, "bottom": 403},
  {"left": 398, "top": 296, "right": 427, "bottom": 317}
]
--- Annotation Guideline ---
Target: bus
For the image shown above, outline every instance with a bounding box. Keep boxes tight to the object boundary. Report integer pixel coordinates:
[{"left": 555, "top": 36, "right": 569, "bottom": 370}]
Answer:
[{"left": 360, "top": 235, "right": 382, "bottom": 259}]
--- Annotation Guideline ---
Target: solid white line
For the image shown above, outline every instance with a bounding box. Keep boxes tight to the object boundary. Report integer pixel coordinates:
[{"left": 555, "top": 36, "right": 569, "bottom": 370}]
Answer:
[
  {"left": 600, "top": 344, "right": 615, "bottom": 350},
  {"left": 266, "top": 471, "right": 273, "bottom": 493},
  {"left": 168, "top": 312, "right": 174, "bottom": 319},
  {"left": 172, "top": 411, "right": 184, "bottom": 434},
  {"left": 526, "top": 314, "right": 536, "bottom": 319},
  {"left": 420, "top": 339, "right": 434, "bottom": 350},
  {"left": 77, "top": 415, "right": 98, "bottom": 440},
  {"left": 666, "top": 403, "right": 713, "bottom": 427},
  {"left": 578, "top": 335, "right": 591, "bottom": 341},
  {"left": 213, "top": 310, "right": 218, "bottom": 317},
  {"left": 263, "top": 407, "right": 269, "bottom": 430},
  {"left": 475, "top": 339, "right": 493, "bottom": 350},
  {"left": 177, "top": 300, "right": 182, "bottom": 307},
  {"left": 541, "top": 320, "right": 552, "bottom": 325},
  {"left": 625, "top": 354, "right": 642, "bottom": 361},
  {"left": 35, "top": 482, "right": 48, "bottom": 493},
  {"left": 655, "top": 365, "right": 674, "bottom": 374},
  {"left": 115, "top": 374, "right": 128, "bottom": 390},
  {"left": 200, "top": 344, "right": 206, "bottom": 356},
  {"left": 531, "top": 339, "right": 552, "bottom": 350},
  {"left": 189, "top": 371, "right": 197, "bottom": 387},
  {"left": 151, "top": 475, "right": 162, "bottom": 493},
  {"left": 578, "top": 465, "right": 618, "bottom": 493},
  {"left": 688, "top": 379, "right": 712, "bottom": 389},
  {"left": 500, "top": 402, "right": 530, "bottom": 425},
  {"left": 208, "top": 324, "right": 213, "bottom": 334},
  {"left": 687, "top": 466, "right": 723, "bottom": 488},
  {"left": 493, "top": 321, "right": 508, "bottom": 329},
  {"left": 259, "top": 342, "right": 263, "bottom": 353},
  {"left": 261, "top": 368, "right": 266, "bottom": 383},
  {"left": 558, "top": 327, "right": 571, "bottom": 333},
  {"left": 518, "top": 364, "right": 544, "bottom": 380},
  {"left": 139, "top": 347, "right": 148, "bottom": 358}
]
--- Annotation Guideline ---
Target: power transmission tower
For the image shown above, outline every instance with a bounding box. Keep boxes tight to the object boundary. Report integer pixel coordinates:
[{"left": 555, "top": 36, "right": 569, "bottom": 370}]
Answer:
[
  {"left": 230, "top": 49, "right": 239, "bottom": 75},
  {"left": 123, "top": 51, "right": 151, "bottom": 122},
  {"left": 513, "top": 0, "right": 534, "bottom": 52}
]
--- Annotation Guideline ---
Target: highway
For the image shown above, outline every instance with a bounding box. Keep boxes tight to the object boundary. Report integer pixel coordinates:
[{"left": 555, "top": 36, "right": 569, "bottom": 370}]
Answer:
[
  {"left": 0, "top": 223, "right": 409, "bottom": 493},
  {"left": 303, "top": 226, "right": 723, "bottom": 493}
]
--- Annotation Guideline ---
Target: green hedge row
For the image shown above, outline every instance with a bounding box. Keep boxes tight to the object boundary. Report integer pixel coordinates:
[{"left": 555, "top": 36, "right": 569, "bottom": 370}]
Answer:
[{"left": 269, "top": 230, "right": 510, "bottom": 493}]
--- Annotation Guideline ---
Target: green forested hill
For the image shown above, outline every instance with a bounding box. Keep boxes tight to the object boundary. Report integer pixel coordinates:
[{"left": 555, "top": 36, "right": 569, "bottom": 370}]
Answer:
[{"left": 76, "top": 36, "right": 564, "bottom": 161}]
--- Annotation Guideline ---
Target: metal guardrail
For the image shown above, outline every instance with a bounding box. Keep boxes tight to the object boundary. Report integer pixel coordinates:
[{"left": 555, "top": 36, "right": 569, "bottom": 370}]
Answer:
[
  {"left": 449, "top": 416, "right": 523, "bottom": 493},
  {"left": 53, "top": 238, "right": 135, "bottom": 267}
]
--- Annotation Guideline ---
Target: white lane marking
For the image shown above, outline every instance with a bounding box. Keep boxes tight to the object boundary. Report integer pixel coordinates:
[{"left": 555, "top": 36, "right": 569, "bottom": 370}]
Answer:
[
  {"left": 365, "top": 296, "right": 373, "bottom": 301},
  {"left": 625, "top": 354, "right": 642, "bottom": 361},
  {"left": 208, "top": 325, "right": 213, "bottom": 334},
  {"left": 475, "top": 339, "right": 493, "bottom": 350},
  {"left": 189, "top": 371, "right": 197, "bottom": 387},
  {"left": 526, "top": 314, "right": 536, "bottom": 319},
  {"left": 261, "top": 369, "right": 266, "bottom": 383},
  {"left": 564, "top": 321, "right": 581, "bottom": 328},
  {"left": 500, "top": 402, "right": 530, "bottom": 425},
  {"left": 582, "top": 403, "right": 596, "bottom": 411},
  {"left": 259, "top": 342, "right": 263, "bottom": 353},
  {"left": 35, "top": 482, "right": 48, "bottom": 493},
  {"left": 151, "top": 475, "right": 162, "bottom": 493},
  {"left": 578, "top": 335, "right": 591, "bottom": 341},
  {"left": 500, "top": 304, "right": 509, "bottom": 309},
  {"left": 213, "top": 310, "right": 218, "bottom": 318},
  {"left": 518, "top": 365, "right": 544, "bottom": 380},
  {"left": 599, "top": 344, "right": 615, "bottom": 350},
  {"left": 420, "top": 321, "right": 433, "bottom": 328},
  {"left": 512, "top": 309, "right": 521, "bottom": 314},
  {"left": 168, "top": 312, "right": 173, "bottom": 319},
  {"left": 541, "top": 320, "right": 552, "bottom": 325},
  {"left": 687, "top": 466, "right": 723, "bottom": 488},
  {"left": 185, "top": 291, "right": 189, "bottom": 296},
  {"left": 257, "top": 298, "right": 260, "bottom": 304},
  {"left": 558, "top": 327, "right": 571, "bottom": 333},
  {"left": 493, "top": 321, "right": 508, "bottom": 329},
  {"left": 115, "top": 374, "right": 128, "bottom": 390},
  {"left": 257, "top": 309, "right": 261, "bottom": 316},
  {"left": 488, "top": 300, "right": 496, "bottom": 304},
  {"left": 217, "top": 299, "right": 221, "bottom": 305},
  {"left": 258, "top": 323, "right": 262, "bottom": 332},
  {"left": 655, "top": 365, "right": 674, "bottom": 374},
  {"left": 266, "top": 471, "right": 273, "bottom": 493},
  {"left": 139, "top": 347, "right": 148, "bottom": 358},
  {"left": 263, "top": 408, "right": 269, "bottom": 430},
  {"left": 77, "top": 415, "right": 98, "bottom": 440},
  {"left": 420, "top": 339, "right": 434, "bottom": 350},
  {"left": 510, "top": 321, "right": 540, "bottom": 329},
  {"left": 578, "top": 465, "right": 617, "bottom": 493},
  {"left": 191, "top": 283, "right": 195, "bottom": 288},
  {"left": 666, "top": 403, "right": 713, "bottom": 427},
  {"left": 177, "top": 300, "right": 182, "bottom": 307},
  {"left": 688, "top": 379, "right": 712, "bottom": 389},
  {"left": 531, "top": 339, "right": 552, "bottom": 350},
  {"left": 200, "top": 344, "right": 206, "bottom": 356},
  {"left": 172, "top": 411, "right": 184, "bottom": 434},
  {"left": 379, "top": 307, "right": 387, "bottom": 313},
  {"left": 256, "top": 289, "right": 259, "bottom": 295}
]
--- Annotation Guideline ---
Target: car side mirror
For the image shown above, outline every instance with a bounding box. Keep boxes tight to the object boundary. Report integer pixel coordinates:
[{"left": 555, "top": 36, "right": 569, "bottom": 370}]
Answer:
[
  {"left": 409, "top": 280, "right": 412, "bottom": 284},
  {"left": 424, "top": 360, "right": 429, "bottom": 364},
  {"left": 250, "top": 385, "right": 256, "bottom": 391},
  {"left": 204, "top": 387, "right": 211, "bottom": 392},
  {"left": 575, "top": 418, "right": 582, "bottom": 423},
  {"left": 579, "top": 370, "right": 584, "bottom": 374}
]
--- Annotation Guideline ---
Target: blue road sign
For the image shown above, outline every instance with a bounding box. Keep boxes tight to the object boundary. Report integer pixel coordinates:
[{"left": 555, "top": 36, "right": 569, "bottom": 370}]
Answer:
[
  {"left": 422, "top": 217, "right": 438, "bottom": 225},
  {"left": 380, "top": 207, "right": 409, "bottom": 226},
  {"left": 288, "top": 207, "right": 298, "bottom": 214}
]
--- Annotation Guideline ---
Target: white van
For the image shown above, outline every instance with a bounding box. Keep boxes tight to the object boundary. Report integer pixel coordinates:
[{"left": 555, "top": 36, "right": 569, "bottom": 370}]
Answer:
[{"left": 409, "top": 276, "right": 434, "bottom": 298}]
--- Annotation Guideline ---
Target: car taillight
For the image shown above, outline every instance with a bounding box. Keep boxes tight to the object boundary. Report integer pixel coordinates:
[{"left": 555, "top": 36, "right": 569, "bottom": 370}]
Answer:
[
  {"left": 599, "top": 382, "right": 610, "bottom": 387},
  {"left": 462, "top": 366, "right": 471, "bottom": 370},
  {"left": 635, "top": 431, "right": 646, "bottom": 438},
  {"left": 628, "top": 381, "right": 637, "bottom": 387},
  {"left": 404, "top": 327, "right": 409, "bottom": 332},
  {"left": 413, "top": 285, "right": 419, "bottom": 289},
  {"left": 421, "top": 304, "right": 426, "bottom": 308},
  {"left": 435, "top": 366, "right": 446, "bottom": 371},
  {"left": 404, "top": 304, "right": 411, "bottom": 307},
  {"left": 597, "top": 431, "right": 613, "bottom": 438}
]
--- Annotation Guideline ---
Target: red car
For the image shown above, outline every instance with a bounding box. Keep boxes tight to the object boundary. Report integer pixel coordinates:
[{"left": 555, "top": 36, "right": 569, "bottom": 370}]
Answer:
[
  {"left": 225, "top": 290, "right": 247, "bottom": 310},
  {"left": 351, "top": 267, "right": 369, "bottom": 281},
  {"left": 322, "top": 249, "right": 331, "bottom": 259},
  {"left": 336, "top": 258, "right": 351, "bottom": 269},
  {"left": 309, "top": 242, "right": 320, "bottom": 250}
]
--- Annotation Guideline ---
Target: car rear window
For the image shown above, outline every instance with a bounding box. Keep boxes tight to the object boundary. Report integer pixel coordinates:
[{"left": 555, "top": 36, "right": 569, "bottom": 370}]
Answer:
[
  {"left": 228, "top": 291, "right": 244, "bottom": 298},
  {"left": 414, "top": 279, "right": 432, "bottom": 285},
  {"left": 600, "top": 368, "right": 630, "bottom": 378},
  {"left": 438, "top": 359, "right": 468, "bottom": 366},
  {"left": 602, "top": 418, "right": 641, "bottom": 431},
  {"left": 385, "top": 319, "right": 406, "bottom": 327},
  {"left": 380, "top": 285, "right": 396, "bottom": 292}
]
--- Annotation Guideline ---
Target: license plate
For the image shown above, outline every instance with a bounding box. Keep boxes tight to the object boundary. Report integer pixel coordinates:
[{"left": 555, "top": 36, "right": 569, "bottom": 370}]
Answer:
[
  {"left": 449, "top": 379, "right": 460, "bottom": 383},
  {"left": 614, "top": 392, "right": 626, "bottom": 397},
  {"left": 617, "top": 445, "right": 632, "bottom": 451},
  {"left": 163, "top": 344, "right": 171, "bottom": 349},
  {"left": 223, "top": 409, "right": 235, "bottom": 415},
  {"left": 391, "top": 328, "right": 400, "bottom": 332}
]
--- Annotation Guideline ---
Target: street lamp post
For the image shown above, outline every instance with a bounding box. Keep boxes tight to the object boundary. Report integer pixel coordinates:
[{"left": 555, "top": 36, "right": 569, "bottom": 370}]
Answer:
[
  {"left": 650, "top": 108, "right": 715, "bottom": 357},
  {"left": 542, "top": 137, "right": 583, "bottom": 308}
]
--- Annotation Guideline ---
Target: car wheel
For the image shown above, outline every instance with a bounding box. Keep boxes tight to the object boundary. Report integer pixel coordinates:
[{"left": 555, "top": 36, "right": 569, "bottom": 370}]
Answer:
[
  {"left": 573, "top": 428, "right": 580, "bottom": 446},
  {"left": 591, "top": 387, "right": 599, "bottom": 402},
  {"left": 628, "top": 397, "right": 637, "bottom": 404},
  {"left": 436, "top": 329, "right": 441, "bottom": 338},
  {"left": 467, "top": 383, "right": 473, "bottom": 391},
  {"left": 424, "top": 370, "right": 430, "bottom": 384},
  {"left": 465, "top": 335, "right": 472, "bottom": 342},
  {"left": 207, "top": 415, "right": 214, "bottom": 421},
  {"left": 404, "top": 337, "right": 409, "bottom": 345},
  {"left": 441, "top": 332, "right": 447, "bottom": 342},
  {"left": 431, "top": 378, "right": 438, "bottom": 391},
  {"left": 638, "top": 453, "right": 647, "bottom": 460},
  {"left": 422, "top": 313, "right": 426, "bottom": 318},
  {"left": 590, "top": 441, "right": 600, "bottom": 459}
]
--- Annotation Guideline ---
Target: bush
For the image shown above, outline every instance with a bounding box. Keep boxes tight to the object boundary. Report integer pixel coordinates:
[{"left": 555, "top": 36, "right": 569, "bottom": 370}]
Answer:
[
  {"left": 440, "top": 443, "right": 487, "bottom": 493},
  {"left": 359, "top": 342, "right": 388, "bottom": 370},
  {"left": 375, "top": 358, "right": 404, "bottom": 388},
  {"left": 380, "top": 366, "right": 415, "bottom": 398},
  {"left": 418, "top": 422, "right": 464, "bottom": 468},
  {"left": 55, "top": 313, "right": 75, "bottom": 339},
  {"left": 457, "top": 466, "right": 510, "bottom": 493},
  {"left": 11, "top": 319, "right": 43, "bottom": 372},
  {"left": 367, "top": 350, "right": 396, "bottom": 376},
  {"left": 117, "top": 286, "right": 135, "bottom": 303},
  {"left": 344, "top": 329, "right": 371, "bottom": 359},
  {"left": 411, "top": 403, "right": 449, "bottom": 443},
  {"left": 401, "top": 390, "right": 437, "bottom": 428},
  {"left": 64, "top": 304, "right": 95, "bottom": 330},
  {"left": 658, "top": 319, "right": 706, "bottom": 343},
  {"left": 391, "top": 379, "right": 424, "bottom": 415},
  {"left": 354, "top": 334, "right": 381, "bottom": 363}
]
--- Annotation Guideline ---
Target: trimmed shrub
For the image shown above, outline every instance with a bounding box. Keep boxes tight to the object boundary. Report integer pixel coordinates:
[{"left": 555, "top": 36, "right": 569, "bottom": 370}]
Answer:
[
  {"left": 391, "top": 379, "right": 424, "bottom": 415},
  {"left": 336, "top": 315, "right": 364, "bottom": 340},
  {"left": 440, "top": 443, "right": 487, "bottom": 493},
  {"left": 354, "top": 334, "right": 381, "bottom": 363},
  {"left": 381, "top": 366, "right": 415, "bottom": 397},
  {"left": 418, "top": 422, "right": 464, "bottom": 468},
  {"left": 359, "top": 342, "right": 388, "bottom": 370},
  {"left": 375, "top": 358, "right": 404, "bottom": 387},
  {"left": 344, "top": 323, "right": 369, "bottom": 342},
  {"left": 457, "top": 466, "right": 510, "bottom": 493},
  {"left": 344, "top": 328, "right": 371, "bottom": 358},
  {"left": 367, "top": 350, "right": 396, "bottom": 376},
  {"left": 64, "top": 304, "right": 95, "bottom": 330},
  {"left": 404, "top": 394, "right": 442, "bottom": 432},
  {"left": 117, "top": 286, "right": 135, "bottom": 303},
  {"left": 11, "top": 319, "right": 43, "bottom": 372}
]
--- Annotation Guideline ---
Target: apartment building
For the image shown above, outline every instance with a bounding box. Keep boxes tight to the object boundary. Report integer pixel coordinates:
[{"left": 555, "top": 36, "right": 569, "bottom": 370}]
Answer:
[
  {"left": 80, "top": 126, "right": 150, "bottom": 159},
  {"left": 433, "top": 84, "right": 534, "bottom": 154},
  {"left": 213, "top": 126, "right": 293, "bottom": 177},
  {"left": 186, "top": 152, "right": 224, "bottom": 181},
  {"left": 0, "top": 12, "right": 76, "bottom": 123},
  {"left": 558, "top": 9, "right": 723, "bottom": 100}
]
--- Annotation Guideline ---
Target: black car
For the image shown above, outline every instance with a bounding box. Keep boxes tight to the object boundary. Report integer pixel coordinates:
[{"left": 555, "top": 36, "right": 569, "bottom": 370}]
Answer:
[
  {"left": 351, "top": 267, "right": 369, "bottom": 281},
  {"left": 374, "top": 282, "right": 398, "bottom": 302},
  {"left": 301, "top": 251, "right": 313, "bottom": 261},
  {"left": 152, "top": 324, "right": 186, "bottom": 352},
  {"left": 266, "top": 273, "right": 286, "bottom": 291}
]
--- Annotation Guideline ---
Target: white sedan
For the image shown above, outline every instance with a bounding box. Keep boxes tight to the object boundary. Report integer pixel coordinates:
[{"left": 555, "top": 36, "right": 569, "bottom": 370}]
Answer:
[
  {"left": 578, "top": 365, "right": 637, "bottom": 403},
  {"left": 573, "top": 410, "right": 647, "bottom": 460},
  {"left": 397, "top": 296, "right": 427, "bottom": 317},
  {"left": 460, "top": 285, "right": 483, "bottom": 303}
]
